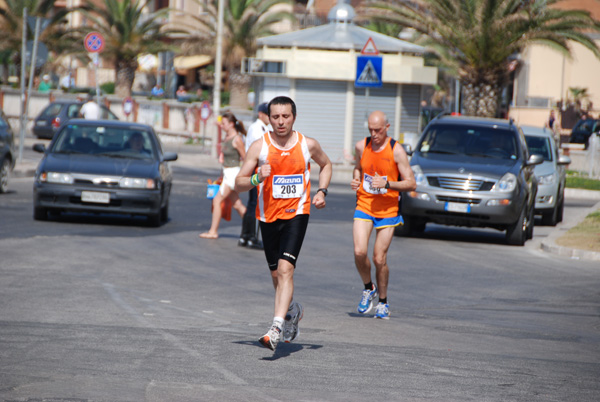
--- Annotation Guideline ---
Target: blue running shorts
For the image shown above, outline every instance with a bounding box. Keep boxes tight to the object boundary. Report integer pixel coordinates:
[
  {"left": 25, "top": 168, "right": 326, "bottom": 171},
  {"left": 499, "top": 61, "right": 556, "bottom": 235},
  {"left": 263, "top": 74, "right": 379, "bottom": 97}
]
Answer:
[{"left": 353, "top": 209, "right": 404, "bottom": 229}]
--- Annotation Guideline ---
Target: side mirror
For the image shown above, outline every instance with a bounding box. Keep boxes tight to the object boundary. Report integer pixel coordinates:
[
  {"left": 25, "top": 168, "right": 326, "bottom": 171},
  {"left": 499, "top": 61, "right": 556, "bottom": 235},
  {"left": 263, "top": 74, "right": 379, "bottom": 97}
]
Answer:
[
  {"left": 163, "top": 152, "right": 178, "bottom": 162},
  {"left": 557, "top": 155, "right": 571, "bottom": 165},
  {"left": 526, "top": 154, "right": 543, "bottom": 166},
  {"left": 33, "top": 143, "right": 46, "bottom": 153},
  {"left": 402, "top": 143, "right": 413, "bottom": 156}
]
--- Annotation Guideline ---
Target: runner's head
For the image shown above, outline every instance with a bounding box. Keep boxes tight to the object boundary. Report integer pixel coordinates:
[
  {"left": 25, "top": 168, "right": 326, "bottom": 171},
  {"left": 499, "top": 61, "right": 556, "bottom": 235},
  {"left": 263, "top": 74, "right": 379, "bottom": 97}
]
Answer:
[
  {"left": 268, "top": 97, "right": 296, "bottom": 138},
  {"left": 368, "top": 111, "right": 390, "bottom": 146},
  {"left": 268, "top": 96, "right": 296, "bottom": 118}
]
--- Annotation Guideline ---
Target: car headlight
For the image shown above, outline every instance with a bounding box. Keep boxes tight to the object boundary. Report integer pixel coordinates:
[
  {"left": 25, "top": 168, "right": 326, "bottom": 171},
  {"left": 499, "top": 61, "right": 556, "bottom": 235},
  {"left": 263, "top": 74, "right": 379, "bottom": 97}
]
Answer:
[
  {"left": 119, "top": 177, "right": 155, "bottom": 189},
  {"left": 537, "top": 172, "right": 556, "bottom": 185},
  {"left": 40, "top": 172, "right": 74, "bottom": 184},
  {"left": 412, "top": 165, "right": 427, "bottom": 187},
  {"left": 492, "top": 173, "right": 517, "bottom": 192}
]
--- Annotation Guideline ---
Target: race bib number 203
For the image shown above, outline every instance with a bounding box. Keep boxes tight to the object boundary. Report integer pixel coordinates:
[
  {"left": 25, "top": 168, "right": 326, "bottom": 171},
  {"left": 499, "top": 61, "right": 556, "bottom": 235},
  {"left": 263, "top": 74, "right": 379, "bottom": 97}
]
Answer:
[{"left": 272, "top": 174, "right": 304, "bottom": 199}]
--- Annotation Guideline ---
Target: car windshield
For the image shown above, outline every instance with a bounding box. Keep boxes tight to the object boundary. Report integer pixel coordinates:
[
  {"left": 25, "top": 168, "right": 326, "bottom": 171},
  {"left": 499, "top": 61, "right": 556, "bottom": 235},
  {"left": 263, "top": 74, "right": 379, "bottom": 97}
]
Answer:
[
  {"left": 572, "top": 119, "right": 600, "bottom": 133},
  {"left": 39, "top": 103, "right": 64, "bottom": 118},
  {"left": 52, "top": 124, "right": 156, "bottom": 159},
  {"left": 525, "top": 135, "right": 552, "bottom": 162},
  {"left": 418, "top": 124, "right": 518, "bottom": 160}
]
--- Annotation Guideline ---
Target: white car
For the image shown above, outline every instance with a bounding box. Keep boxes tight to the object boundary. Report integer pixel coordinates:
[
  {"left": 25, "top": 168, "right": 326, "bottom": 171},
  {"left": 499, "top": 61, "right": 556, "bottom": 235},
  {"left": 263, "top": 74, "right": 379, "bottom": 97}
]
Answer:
[{"left": 522, "top": 125, "right": 571, "bottom": 226}]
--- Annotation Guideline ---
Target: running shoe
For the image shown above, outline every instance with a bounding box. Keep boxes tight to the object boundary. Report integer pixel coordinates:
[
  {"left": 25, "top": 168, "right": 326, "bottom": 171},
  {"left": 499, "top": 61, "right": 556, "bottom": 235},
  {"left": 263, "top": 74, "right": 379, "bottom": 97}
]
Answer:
[
  {"left": 283, "top": 301, "right": 304, "bottom": 343},
  {"left": 357, "top": 284, "right": 378, "bottom": 314},
  {"left": 259, "top": 324, "right": 281, "bottom": 351},
  {"left": 374, "top": 302, "right": 390, "bottom": 319}
]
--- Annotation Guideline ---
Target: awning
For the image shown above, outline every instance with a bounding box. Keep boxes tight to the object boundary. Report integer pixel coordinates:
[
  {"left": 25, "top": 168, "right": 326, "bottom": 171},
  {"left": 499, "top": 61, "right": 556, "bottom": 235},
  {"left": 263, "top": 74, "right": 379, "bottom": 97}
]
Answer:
[{"left": 174, "top": 55, "right": 212, "bottom": 72}]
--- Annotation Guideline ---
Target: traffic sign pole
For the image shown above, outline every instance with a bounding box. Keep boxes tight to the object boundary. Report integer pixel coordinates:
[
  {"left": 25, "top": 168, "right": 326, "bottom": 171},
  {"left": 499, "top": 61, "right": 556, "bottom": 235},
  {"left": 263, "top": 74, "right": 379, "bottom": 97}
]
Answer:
[{"left": 84, "top": 32, "right": 105, "bottom": 105}]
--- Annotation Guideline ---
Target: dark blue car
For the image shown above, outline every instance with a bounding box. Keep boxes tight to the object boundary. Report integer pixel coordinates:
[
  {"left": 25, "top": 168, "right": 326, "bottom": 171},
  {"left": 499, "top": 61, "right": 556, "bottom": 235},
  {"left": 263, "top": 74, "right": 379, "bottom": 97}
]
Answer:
[{"left": 32, "top": 120, "right": 177, "bottom": 226}]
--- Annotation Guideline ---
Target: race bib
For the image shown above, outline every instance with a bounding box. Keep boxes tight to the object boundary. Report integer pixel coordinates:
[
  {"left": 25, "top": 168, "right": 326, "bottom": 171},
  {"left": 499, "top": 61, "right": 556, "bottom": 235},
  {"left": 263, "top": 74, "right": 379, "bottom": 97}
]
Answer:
[
  {"left": 363, "top": 173, "right": 388, "bottom": 195},
  {"left": 272, "top": 174, "right": 304, "bottom": 199}
]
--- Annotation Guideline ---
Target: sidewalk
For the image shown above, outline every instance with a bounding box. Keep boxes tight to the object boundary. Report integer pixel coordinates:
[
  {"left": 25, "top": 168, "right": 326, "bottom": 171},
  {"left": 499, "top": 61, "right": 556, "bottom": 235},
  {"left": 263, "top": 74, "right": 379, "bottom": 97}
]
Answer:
[{"left": 10, "top": 138, "right": 600, "bottom": 261}]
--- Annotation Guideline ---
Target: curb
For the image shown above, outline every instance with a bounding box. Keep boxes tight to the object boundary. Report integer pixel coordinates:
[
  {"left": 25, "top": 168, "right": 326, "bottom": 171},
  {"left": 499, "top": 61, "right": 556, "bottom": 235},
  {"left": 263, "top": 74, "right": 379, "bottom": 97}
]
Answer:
[{"left": 539, "top": 199, "right": 600, "bottom": 262}]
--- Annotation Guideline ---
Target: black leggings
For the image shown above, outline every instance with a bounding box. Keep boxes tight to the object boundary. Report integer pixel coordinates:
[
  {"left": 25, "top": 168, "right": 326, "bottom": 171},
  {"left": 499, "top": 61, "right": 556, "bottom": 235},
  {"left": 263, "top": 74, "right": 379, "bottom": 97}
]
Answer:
[{"left": 260, "top": 214, "right": 309, "bottom": 270}]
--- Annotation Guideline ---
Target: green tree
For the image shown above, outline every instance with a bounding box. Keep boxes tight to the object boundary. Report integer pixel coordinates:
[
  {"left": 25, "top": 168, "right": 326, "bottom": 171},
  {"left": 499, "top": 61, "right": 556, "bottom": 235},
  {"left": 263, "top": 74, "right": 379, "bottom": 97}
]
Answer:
[
  {"left": 187, "top": 0, "right": 295, "bottom": 109},
  {"left": 0, "top": 0, "right": 69, "bottom": 82},
  {"left": 70, "top": 0, "right": 181, "bottom": 97},
  {"left": 364, "top": 0, "right": 600, "bottom": 117}
]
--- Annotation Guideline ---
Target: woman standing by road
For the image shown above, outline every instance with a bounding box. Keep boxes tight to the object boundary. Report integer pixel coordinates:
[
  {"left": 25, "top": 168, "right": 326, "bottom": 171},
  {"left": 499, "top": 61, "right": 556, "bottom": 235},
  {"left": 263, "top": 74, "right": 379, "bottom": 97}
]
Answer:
[{"left": 199, "top": 112, "right": 247, "bottom": 239}]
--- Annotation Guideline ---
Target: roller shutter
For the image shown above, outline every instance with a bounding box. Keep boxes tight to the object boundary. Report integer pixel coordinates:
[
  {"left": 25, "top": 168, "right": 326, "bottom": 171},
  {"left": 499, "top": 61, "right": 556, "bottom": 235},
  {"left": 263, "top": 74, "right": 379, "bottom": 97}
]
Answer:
[
  {"left": 294, "top": 79, "right": 347, "bottom": 163},
  {"left": 400, "top": 84, "right": 421, "bottom": 135},
  {"left": 353, "top": 84, "right": 397, "bottom": 146}
]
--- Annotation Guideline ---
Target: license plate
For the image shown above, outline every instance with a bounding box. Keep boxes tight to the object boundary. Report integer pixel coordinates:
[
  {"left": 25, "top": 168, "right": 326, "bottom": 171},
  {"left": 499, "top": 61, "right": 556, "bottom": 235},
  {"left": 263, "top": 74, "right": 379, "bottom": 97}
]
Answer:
[
  {"left": 36, "top": 121, "right": 47, "bottom": 126},
  {"left": 445, "top": 202, "right": 470, "bottom": 213},
  {"left": 81, "top": 191, "right": 110, "bottom": 204}
]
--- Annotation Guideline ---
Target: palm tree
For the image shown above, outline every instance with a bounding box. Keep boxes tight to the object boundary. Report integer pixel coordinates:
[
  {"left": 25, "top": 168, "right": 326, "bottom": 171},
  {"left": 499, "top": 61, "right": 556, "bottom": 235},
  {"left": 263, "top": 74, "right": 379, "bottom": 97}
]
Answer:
[
  {"left": 70, "top": 0, "right": 181, "bottom": 97},
  {"left": 363, "top": 0, "right": 600, "bottom": 117},
  {"left": 187, "top": 0, "right": 295, "bottom": 109},
  {"left": 0, "top": 0, "right": 69, "bottom": 83}
]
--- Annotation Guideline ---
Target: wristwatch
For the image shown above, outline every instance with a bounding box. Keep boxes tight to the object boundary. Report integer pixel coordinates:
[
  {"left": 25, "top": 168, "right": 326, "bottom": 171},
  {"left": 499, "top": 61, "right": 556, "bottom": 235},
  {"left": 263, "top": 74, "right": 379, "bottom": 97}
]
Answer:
[
  {"left": 384, "top": 181, "right": 390, "bottom": 189},
  {"left": 317, "top": 188, "right": 328, "bottom": 197}
]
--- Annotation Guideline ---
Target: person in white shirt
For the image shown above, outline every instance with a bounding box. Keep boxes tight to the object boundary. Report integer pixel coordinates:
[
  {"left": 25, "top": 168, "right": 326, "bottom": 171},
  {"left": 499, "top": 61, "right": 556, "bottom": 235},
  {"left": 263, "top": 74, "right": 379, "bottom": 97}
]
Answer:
[
  {"left": 239, "top": 102, "right": 271, "bottom": 249},
  {"left": 79, "top": 94, "right": 101, "bottom": 120}
]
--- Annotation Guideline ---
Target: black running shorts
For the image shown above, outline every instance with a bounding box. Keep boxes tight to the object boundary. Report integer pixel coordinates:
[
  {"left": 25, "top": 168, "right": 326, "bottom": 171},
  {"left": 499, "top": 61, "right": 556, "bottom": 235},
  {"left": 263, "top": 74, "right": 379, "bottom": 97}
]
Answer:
[{"left": 259, "top": 214, "right": 310, "bottom": 270}]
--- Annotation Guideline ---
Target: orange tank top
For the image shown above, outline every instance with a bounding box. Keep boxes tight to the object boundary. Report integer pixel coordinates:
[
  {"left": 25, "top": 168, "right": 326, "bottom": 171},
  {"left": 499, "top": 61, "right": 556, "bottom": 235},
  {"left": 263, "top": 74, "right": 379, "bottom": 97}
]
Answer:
[
  {"left": 256, "top": 131, "right": 311, "bottom": 223},
  {"left": 356, "top": 137, "right": 400, "bottom": 218}
]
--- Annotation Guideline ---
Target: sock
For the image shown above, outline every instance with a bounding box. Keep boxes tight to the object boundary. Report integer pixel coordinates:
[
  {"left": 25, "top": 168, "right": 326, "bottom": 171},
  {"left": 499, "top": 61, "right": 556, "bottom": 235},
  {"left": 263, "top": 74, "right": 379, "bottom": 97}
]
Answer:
[
  {"left": 379, "top": 297, "right": 387, "bottom": 304},
  {"left": 273, "top": 317, "right": 284, "bottom": 330},
  {"left": 364, "top": 281, "right": 373, "bottom": 291}
]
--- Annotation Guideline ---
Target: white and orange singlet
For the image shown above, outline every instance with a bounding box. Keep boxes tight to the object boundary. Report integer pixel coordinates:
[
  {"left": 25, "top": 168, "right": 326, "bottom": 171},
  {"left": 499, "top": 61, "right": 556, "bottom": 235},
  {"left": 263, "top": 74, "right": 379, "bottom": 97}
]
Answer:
[{"left": 257, "top": 131, "right": 311, "bottom": 223}]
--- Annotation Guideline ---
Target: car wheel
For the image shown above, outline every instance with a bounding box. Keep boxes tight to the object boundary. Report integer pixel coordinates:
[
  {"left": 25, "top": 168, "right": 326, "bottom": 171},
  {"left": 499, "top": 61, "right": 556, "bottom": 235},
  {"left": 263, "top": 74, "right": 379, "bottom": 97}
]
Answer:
[
  {"left": 541, "top": 204, "right": 559, "bottom": 226},
  {"left": 526, "top": 205, "right": 535, "bottom": 239},
  {"left": 160, "top": 202, "right": 169, "bottom": 223},
  {"left": 33, "top": 206, "right": 48, "bottom": 221},
  {"left": 506, "top": 205, "right": 526, "bottom": 246},
  {"left": 394, "top": 215, "right": 413, "bottom": 237},
  {"left": 0, "top": 157, "right": 10, "bottom": 193},
  {"left": 147, "top": 212, "right": 161, "bottom": 227},
  {"left": 557, "top": 196, "right": 564, "bottom": 223}
]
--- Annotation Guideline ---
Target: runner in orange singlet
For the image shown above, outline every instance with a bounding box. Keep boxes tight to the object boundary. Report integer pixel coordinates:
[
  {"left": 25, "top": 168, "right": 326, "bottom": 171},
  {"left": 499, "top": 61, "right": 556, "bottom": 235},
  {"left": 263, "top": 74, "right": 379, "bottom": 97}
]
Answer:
[
  {"left": 235, "top": 96, "right": 332, "bottom": 351},
  {"left": 351, "top": 110, "right": 416, "bottom": 319}
]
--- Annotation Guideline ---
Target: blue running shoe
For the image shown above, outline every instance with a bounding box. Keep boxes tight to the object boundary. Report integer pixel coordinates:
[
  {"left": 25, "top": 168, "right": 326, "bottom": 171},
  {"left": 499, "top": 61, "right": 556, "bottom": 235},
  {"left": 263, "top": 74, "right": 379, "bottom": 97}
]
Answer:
[
  {"left": 374, "top": 302, "right": 390, "bottom": 319},
  {"left": 357, "top": 285, "right": 378, "bottom": 314}
]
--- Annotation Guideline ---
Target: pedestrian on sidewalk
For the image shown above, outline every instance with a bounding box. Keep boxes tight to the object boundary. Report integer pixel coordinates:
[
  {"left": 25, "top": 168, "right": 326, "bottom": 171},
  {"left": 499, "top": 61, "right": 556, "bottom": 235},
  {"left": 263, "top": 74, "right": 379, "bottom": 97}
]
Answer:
[
  {"left": 351, "top": 110, "right": 416, "bottom": 319},
  {"left": 199, "top": 112, "right": 247, "bottom": 239},
  {"left": 238, "top": 102, "right": 272, "bottom": 249},
  {"left": 235, "top": 96, "right": 332, "bottom": 351}
]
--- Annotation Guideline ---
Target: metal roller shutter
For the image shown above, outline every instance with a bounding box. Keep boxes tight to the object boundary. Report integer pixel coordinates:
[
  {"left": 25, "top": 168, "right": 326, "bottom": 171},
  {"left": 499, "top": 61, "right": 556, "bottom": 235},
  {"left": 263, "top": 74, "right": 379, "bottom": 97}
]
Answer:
[
  {"left": 294, "top": 80, "right": 347, "bottom": 163},
  {"left": 400, "top": 84, "right": 421, "bottom": 135},
  {"left": 353, "top": 84, "right": 397, "bottom": 146}
]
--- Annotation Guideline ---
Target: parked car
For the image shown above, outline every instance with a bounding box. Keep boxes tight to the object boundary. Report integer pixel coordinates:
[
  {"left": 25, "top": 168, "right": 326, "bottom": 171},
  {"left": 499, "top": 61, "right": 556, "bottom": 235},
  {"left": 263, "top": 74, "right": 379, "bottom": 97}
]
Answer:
[
  {"left": 32, "top": 100, "right": 118, "bottom": 139},
  {"left": 522, "top": 125, "right": 571, "bottom": 226},
  {"left": 0, "top": 109, "right": 16, "bottom": 193},
  {"left": 569, "top": 118, "right": 600, "bottom": 149},
  {"left": 398, "top": 115, "right": 542, "bottom": 245},
  {"left": 32, "top": 120, "right": 177, "bottom": 226}
]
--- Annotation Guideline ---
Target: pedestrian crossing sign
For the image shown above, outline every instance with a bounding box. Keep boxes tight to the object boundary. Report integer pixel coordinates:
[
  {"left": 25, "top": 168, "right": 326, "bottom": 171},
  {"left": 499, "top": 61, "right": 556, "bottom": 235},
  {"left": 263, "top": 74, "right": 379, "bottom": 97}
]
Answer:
[{"left": 355, "top": 56, "right": 382, "bottom": 88}]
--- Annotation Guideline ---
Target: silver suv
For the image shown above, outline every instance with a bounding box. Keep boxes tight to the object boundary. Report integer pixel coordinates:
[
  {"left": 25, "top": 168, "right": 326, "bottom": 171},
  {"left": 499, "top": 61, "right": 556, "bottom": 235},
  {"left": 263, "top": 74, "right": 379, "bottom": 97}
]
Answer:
[{"left": 398, "top": 115, "right": 542, "bottom": 245}]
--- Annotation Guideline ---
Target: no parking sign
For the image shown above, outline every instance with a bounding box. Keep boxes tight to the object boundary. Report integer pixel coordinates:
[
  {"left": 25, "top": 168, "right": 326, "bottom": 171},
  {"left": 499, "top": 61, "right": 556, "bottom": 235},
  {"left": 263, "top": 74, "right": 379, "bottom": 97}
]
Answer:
[{"left": 84, "top": 32, "right": 105, "bottom": 53}]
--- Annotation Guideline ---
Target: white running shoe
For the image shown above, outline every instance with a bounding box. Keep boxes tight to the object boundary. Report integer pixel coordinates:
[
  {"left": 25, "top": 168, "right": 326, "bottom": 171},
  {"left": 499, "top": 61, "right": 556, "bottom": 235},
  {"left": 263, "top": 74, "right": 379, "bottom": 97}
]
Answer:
[
  {"left": 283, "top": 302, "right": 304, "bottom": 343},
  {"left": 259, "top": 324, "right": 282, "bottom": 351}
]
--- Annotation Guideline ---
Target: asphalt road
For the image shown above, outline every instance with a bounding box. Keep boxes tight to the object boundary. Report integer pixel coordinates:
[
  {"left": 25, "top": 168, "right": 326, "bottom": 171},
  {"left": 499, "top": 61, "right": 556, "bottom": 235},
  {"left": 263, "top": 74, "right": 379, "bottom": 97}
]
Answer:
[{"left": 1, "top": 166, "right": 599, "bottom": 402}]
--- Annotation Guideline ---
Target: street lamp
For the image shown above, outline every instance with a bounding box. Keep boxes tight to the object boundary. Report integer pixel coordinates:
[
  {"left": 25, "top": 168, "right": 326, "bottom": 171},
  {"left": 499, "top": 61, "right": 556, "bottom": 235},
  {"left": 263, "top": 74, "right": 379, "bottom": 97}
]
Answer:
[{"left": 212, "top": 0, "right": 224, "bottom": 158}]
